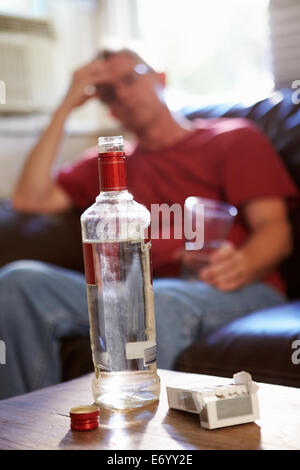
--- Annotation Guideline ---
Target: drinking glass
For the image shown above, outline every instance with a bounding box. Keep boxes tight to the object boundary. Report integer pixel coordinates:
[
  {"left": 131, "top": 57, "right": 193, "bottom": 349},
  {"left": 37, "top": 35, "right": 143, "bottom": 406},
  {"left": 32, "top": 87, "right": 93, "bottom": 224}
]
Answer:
[{"left": 183, "top": 197, "right": 238, "bottom": 279}]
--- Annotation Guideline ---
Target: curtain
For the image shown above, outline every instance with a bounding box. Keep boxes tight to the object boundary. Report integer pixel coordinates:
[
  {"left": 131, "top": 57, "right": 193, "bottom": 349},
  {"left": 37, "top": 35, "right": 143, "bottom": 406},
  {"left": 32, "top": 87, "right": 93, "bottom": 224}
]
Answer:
[{"left": 97, "top": 0, "right": 140, "bottom": 49}]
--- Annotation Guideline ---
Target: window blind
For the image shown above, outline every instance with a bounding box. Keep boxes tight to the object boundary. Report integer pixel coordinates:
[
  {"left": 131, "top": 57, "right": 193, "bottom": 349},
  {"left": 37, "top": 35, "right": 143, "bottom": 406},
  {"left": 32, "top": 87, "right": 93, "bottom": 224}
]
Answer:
[{"left": 269, "top": 0, "right": 300, "bottom": 88}]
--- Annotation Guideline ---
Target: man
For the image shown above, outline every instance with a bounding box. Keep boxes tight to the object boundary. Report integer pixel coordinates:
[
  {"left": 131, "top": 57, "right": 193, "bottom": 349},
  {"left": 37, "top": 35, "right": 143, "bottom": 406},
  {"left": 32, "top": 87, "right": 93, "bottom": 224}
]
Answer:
[{"left": 0, "top": 49, "right": 297, "bottom": 399}]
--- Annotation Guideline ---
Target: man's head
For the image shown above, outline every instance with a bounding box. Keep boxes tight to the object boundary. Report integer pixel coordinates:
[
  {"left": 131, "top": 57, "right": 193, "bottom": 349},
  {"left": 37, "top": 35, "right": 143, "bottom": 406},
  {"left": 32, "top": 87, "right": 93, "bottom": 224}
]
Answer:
[{"left": 95, "top": 48, "right": 167, "bottom": 133}]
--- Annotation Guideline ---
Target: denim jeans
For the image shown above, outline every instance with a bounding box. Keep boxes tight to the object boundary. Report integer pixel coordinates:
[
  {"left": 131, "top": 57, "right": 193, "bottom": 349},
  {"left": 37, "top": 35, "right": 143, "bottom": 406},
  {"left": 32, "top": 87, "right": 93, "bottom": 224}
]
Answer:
[{"left": 0, "top": 260, "right": 285, "bottom": 399}]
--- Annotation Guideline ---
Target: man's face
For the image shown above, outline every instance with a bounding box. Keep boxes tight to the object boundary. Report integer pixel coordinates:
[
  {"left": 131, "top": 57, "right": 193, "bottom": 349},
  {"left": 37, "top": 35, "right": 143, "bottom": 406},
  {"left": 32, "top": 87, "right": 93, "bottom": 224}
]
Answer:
[{"left": 96, "top": 54, "right": 166, "bottom": 132}]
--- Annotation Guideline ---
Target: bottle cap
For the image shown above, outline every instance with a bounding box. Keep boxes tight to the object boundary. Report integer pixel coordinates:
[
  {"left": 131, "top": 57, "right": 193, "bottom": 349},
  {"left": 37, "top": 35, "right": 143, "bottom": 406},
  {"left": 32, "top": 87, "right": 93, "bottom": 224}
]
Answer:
[
  {"left": 69, "top": 405, "right": 100, "bottom": 431},
  {"left": 98, "top": 135, "right": 124, "bottom": 154},
  {"left": 97, "top": 135, "right": 127, "bottom": 191}
]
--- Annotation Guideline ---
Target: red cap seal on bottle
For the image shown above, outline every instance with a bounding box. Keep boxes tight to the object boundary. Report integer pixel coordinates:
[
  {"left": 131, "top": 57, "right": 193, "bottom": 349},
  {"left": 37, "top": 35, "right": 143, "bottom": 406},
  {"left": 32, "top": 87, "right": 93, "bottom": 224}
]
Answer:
[
  {"left": 98, "top": 135, "right": 127, "bottom": 191},
  {"left": 69, "top": 405, "right": 100, "bottom": 431}
]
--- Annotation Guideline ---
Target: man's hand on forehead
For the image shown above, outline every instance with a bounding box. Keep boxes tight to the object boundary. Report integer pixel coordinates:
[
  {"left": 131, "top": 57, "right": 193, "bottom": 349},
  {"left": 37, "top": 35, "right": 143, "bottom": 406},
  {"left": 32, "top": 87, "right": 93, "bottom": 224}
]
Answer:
[
  {"left": 60, "top": 58, "right": 114, "bottom": 111},
  {"left": 85, "top": 59, "right": 112, "bottom": 85}
]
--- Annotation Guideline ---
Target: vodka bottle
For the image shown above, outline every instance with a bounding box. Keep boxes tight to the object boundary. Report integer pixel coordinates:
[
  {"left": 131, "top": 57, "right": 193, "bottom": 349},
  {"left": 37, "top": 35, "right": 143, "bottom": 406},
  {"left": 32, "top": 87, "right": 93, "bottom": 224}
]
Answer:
[{"left": 81, "top": 135, "right": 160, "bottom": 410}]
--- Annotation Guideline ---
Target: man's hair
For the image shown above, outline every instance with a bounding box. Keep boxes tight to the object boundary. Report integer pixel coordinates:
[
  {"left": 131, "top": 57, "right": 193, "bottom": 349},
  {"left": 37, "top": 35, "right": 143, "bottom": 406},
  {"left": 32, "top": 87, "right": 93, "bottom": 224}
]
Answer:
[{"left": 95, "top": 48, "right": 154, "bottom": 72}]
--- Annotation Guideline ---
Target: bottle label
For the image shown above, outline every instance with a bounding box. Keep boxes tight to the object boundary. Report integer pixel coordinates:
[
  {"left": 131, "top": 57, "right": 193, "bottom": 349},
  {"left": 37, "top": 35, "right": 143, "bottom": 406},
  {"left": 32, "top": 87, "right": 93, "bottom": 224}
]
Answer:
[
  {"left": 126, "top": 340, "right": 157, "bottom": 365},
  {"left": 144, "top": 343, "right": 157, "bottom": 366},
  {"left": 82, "top": 242, "right": 96, "bottom": 285}
]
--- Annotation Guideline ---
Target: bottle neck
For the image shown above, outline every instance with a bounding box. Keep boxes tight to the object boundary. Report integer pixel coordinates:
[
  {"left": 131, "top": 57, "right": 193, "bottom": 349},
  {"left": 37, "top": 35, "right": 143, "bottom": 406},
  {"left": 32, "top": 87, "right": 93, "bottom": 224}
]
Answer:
[
  {"left": 96, "top": 190, "right": 133, "bottom": 203},
  {"left": 98, "top": 151, "right": 127, "bottom": 192}
]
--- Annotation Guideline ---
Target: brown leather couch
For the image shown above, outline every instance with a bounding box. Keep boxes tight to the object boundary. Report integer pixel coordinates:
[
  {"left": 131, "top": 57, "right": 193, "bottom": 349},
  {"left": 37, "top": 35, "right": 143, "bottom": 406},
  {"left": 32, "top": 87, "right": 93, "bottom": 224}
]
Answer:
[
  {"left": 1, "top": 88, "right": 300, "bottom": 387},
  {"left": 174, "top": 88, "right": 300, "bottom": 387}
]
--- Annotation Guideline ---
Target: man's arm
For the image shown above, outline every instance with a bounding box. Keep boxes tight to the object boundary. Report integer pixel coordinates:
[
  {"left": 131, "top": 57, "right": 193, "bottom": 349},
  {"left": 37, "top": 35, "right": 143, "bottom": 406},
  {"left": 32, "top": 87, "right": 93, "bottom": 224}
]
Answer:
[
  {"left": 199, "top": 197, "right": 292, "bottom": 291},
  {"left": 13, "top": 104, "right": 73, "bottom": 213},
  {"left": 12, "top": 60, "right": 109, "bottom": 213}
]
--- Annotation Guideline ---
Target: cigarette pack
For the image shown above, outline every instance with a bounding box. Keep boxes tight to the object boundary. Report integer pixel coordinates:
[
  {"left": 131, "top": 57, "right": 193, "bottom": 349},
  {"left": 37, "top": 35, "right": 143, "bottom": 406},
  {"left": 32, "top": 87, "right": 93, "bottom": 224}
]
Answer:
[{"left": 166, "top": 371, "right": 260, "bottom": 430}]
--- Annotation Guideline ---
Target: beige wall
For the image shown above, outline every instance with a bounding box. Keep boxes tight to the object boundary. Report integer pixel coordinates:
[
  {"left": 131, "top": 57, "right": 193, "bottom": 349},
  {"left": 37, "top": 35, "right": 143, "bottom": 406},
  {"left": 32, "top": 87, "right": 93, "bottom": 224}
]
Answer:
[{"left": 0, "top": 113, "right": 126, "bottom": 200}]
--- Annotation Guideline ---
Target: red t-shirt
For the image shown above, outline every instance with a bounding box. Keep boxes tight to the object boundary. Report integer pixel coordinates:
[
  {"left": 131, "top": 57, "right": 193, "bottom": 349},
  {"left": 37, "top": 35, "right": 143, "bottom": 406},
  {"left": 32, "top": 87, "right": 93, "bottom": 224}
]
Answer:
[{"left": 57, "top": 118, "right": 299, "bottom": 293}]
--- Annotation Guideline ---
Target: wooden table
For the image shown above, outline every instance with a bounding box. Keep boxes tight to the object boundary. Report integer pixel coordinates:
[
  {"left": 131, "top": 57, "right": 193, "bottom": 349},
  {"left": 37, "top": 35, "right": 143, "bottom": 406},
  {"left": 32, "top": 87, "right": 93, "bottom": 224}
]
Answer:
[{"left": 0, "top": 369, "right": 299, "bottom": 450}]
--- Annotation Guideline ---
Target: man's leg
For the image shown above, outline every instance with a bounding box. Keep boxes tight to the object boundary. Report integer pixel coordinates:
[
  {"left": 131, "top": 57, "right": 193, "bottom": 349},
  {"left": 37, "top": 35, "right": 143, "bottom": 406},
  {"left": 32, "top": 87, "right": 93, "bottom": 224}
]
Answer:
[
  {"left": 0, "top": 260, "right": 88, "bottom": 399},
  {"left": 153, "top": 279, "right": 286, "bottom": 370},
  {"left": 0, "top": 260, "right": 286, "bottom": 399}
]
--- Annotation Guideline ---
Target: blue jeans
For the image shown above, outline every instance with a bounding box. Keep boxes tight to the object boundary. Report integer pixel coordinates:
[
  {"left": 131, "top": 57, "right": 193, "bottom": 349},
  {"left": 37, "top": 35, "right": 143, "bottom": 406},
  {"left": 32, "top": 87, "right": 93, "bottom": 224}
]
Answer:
[{"left": 0, "top": 260, "right": 285, "bottom": 399}]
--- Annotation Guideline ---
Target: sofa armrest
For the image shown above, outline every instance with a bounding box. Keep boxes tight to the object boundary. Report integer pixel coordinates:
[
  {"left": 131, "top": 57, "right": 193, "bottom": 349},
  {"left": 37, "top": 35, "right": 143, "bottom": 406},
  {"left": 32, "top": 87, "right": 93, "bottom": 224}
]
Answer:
[
  {"left": 175, "top": 301, "right": 300, "bottom": 387},
  {"left": 0, "top": 200, "right": 84, "bottom": 273},
  {"left": 60, "top": 335, "right": 93, "bottom": 382}
]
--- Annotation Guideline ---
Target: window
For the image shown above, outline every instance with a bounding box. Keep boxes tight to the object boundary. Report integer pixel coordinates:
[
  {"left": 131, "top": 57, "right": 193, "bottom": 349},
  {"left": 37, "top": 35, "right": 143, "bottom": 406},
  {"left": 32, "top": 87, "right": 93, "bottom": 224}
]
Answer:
[
  {"left": 0, "top": 0, "right": 46, "bottom": 16},
  {"left": 137, "top": 0, "right": 272, "bottom": 104},
  {"left": 269, "top": 0, "right": 300, "bottom": 88},
  {"left": 0, "top": 0, "right": 273, "bottom": 118}
]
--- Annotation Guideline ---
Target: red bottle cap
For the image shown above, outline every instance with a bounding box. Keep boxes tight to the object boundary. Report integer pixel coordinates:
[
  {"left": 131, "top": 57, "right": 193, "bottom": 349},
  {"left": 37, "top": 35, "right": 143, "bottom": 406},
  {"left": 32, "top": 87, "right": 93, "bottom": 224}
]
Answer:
[
  {"left": 97, "top": 136, "right": 127, "bottom": 191},
  {"left": 69, "top": 405, "right": 100, "bottom": 431}
]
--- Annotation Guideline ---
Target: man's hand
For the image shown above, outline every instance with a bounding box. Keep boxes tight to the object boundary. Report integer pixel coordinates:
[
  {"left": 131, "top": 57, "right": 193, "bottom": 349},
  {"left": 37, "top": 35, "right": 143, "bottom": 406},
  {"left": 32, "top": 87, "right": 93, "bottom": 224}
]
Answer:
[
  {"left": 199, "top": 242, "right": 247, "bottom": 291},
  {"left": 61, "top": 60, "right": 111, "bottom": 113},
  {"left": 181, "top": 198, "right": 292, "bottom": 293}
]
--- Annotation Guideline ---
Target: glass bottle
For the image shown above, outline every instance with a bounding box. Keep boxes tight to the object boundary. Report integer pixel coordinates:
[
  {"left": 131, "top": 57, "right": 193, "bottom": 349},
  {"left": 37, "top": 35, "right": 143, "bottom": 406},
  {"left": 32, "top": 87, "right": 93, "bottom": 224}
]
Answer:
[{"left": 81, "top": 135, "right": 160, "bottom": 410}]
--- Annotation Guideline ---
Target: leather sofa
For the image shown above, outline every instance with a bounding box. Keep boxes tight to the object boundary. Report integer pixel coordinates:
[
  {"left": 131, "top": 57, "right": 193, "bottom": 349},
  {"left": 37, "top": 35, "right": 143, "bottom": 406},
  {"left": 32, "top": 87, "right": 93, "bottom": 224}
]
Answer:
[
  {"left": 1, "top": 88, "right": 300, "bottom": 387},
  {"left": 175, "top": 88, "right": 300, "bottom": 387}
]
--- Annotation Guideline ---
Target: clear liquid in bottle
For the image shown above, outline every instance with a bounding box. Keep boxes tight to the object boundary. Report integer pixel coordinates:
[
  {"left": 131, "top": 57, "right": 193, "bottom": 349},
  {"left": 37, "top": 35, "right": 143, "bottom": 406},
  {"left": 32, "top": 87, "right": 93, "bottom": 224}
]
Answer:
[{"left": 84, "top": 239, "right": 160, "bottom": 410}]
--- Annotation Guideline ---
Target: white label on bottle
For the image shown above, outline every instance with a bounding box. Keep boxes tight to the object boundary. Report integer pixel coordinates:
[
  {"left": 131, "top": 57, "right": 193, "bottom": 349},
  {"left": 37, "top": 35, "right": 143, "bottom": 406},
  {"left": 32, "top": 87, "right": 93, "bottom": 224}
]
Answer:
[
  {"left": 144, "top": 344, "right": 157, "bottom": 366},
  {"left": 99, "top": 351, "right": 108, "bottom": 365},
  {"left": 126, "top": 340, "right": 156, "bottom": 362}
]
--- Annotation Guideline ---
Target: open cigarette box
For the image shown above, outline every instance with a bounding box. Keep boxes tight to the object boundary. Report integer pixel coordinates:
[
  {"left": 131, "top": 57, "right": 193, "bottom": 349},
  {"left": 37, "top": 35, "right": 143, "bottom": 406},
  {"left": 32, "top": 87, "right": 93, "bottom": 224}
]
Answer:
[{"left": 167, "top": 371, "right": 260, "bottom": 430}]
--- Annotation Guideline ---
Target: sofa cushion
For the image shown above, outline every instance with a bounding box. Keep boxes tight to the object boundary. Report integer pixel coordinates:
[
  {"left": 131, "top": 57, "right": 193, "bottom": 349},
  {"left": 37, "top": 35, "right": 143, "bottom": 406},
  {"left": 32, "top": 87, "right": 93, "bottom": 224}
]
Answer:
[{"left": 175, "top": 301, "right": 300, "bottom": 387}]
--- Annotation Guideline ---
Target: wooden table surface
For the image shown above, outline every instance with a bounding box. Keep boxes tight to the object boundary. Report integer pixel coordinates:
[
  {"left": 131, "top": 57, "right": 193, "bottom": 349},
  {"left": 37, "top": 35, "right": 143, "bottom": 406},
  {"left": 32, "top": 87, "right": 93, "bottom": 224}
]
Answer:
[{"left": 0, "top": 369, "right": 299, "bottom": 450}]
